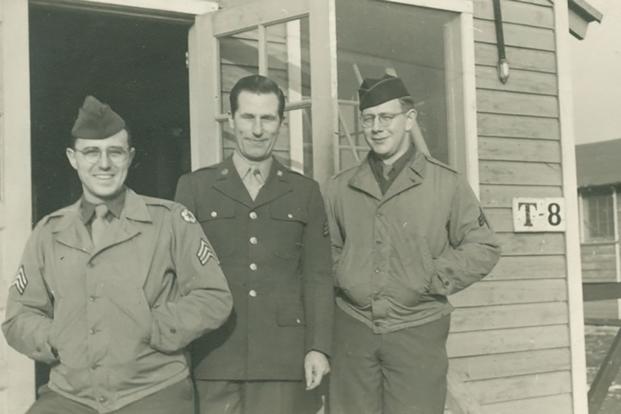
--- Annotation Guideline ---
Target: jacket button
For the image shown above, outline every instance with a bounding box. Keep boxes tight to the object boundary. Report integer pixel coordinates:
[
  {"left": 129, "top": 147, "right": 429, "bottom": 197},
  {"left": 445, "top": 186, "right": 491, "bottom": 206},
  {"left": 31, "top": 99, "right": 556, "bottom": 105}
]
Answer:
[
  {"left": 249, "top": 211, "right": 258, "bottom": 220},
  {"left": 287, "top": 213, "right": 293, "bottom": 219},
  {"left": 375, "top": 268, "right": 380, "bottom": 273},
  {"left": 210, "top": 211, "right": 218, "bottom": 218},
  {"left": 249, "top": 290, "right": 257, "bottom": 297},
  {"left": 89, "top": 296, "right": 96, "bottom": 302},
  {"left": 249, "top": 236, "right": 258, "bottom": 245},
  {"left": 89, "top": 328, "right": 97, "bottom": 335},
  {"left": 98, "top": 396, "right": 107, "bottom": 403},
  {"left": 249, "top": 263, "right": 258, "bottom": 271}
]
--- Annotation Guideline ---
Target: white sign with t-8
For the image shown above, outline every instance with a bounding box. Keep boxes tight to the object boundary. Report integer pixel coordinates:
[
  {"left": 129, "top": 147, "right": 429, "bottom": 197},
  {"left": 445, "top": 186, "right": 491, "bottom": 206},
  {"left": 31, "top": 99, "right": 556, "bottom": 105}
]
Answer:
[{"left": 512, "top": 198, "right": 566, "bottom": 232}]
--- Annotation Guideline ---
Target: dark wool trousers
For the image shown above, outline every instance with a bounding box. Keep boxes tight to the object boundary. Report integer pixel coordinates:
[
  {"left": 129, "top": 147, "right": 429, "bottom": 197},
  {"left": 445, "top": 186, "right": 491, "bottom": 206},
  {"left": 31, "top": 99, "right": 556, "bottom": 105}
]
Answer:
[{"left": 329, "top": 307, "right": 450, "bottom": 414}]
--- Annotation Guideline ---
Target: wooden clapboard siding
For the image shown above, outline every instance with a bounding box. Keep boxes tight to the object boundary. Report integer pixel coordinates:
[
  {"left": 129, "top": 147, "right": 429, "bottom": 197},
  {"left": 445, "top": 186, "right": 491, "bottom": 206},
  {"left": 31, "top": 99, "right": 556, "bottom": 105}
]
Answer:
[
  {"left": 487, "top": 255, "right": 566, "bottom": 280},
  {"left": 479, "top": 137, "right": 561, "bottom": 163},
  {"left": 474, "top": 0, "right": 554, "bottom": 29},
  {"left": 496, "top": 233, "right": 565, "bottom": 256},
  {"left": 477, "top": 89, "right": 558, "bottom": 117},
  {"left": 467, "top": 371, "right": 571, "bottom": 404},
  {"left": 480, "top": 184, "right": 562, "bottom": 208},
  {"left": 584, "top": 300, "right": 620, "bottom": 320},
  {"left": 476, "top": 66, "right": 557, "bottom": 95},
  {"left": 479, "top": 160, "right": 562, "bottom": 186},
  {"left": 475, "top": 43, "right": 557, "bottom": 73},
  {"left": 447, "top": 325, "right": 569, "bottom": 357},
  {"left": 484, "top": 208, "right": 513, "bottom": 232},
  {"left": 450, "top": 348, "right": 570, "bottom": 381},
  {"left": 474, "top": 20, "right": 555, "bottom": 51},
  {"left": 451, "top": 302, "right": 568, "bottom": 332},
  {"left": 581, "top": 244, "right": 617, "bottom": 281},
  {"left": 469, "top": 1, "right": 575, "bottom": 411},
  {"left": 481, "top": 393, "right": 572, "bottom": 414},
  {"left": 477, "top": 113, "right": 560, "bottom": 140},
  {"left": 451, "top": 279, "right": 567, "bottom": 307},
  {"left": 510, "top": 0, "right": 553, "bottom": 7}
]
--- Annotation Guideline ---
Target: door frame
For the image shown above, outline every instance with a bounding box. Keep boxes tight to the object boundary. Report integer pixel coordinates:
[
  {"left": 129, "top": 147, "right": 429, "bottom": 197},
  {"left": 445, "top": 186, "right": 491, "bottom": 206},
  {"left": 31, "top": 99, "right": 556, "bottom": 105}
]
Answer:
[{"left": 1, "top": 1, "right": 219, "bottom": 411}]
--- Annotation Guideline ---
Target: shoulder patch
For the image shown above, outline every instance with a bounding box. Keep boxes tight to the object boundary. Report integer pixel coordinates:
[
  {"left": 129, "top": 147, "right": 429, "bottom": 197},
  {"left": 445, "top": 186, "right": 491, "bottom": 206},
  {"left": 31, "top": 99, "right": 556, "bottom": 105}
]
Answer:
[
  {"left": 425, "top": 155, "right": 458, "bottom": 174},
  {"left": 12, "top": 266, "right": 28, "bottom": 295},
  {"left": 181, "top": 208, "right": 197, "bottom": 223}
]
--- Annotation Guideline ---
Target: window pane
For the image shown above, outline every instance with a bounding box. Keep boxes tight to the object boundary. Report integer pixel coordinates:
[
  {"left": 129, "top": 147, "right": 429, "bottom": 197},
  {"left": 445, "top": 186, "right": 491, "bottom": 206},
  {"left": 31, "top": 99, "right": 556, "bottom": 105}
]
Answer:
[
  {"left": 335, "top": 0, "right": 459, "bottom": 171},
  {"left": 219, "top": 28, "right": 260, "bottom": 114},
  {"left": 584, "top": 190, "right": 614, "bottom": 240}
]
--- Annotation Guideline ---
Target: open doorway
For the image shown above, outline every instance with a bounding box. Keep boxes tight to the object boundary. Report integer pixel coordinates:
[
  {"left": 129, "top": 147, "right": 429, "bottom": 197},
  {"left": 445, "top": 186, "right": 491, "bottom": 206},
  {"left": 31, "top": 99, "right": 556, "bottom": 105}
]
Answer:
[
  {"left": 29, "top": 3, "right": 193, "bottom": 391},
  {"left": 29, "top": 4, "right": 192, "bottom": 221}
]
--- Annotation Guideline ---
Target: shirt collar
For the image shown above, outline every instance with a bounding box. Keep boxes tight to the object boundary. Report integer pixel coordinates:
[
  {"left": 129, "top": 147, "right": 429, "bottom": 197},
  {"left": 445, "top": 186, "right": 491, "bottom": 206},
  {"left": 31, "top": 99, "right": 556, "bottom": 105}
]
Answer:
[
  {"left": 80, "top": 187, "right": 127, "bottom": 223},
  {"left": 232, "top": 151, "right": 273, "bottom": 181},
  {"left": 368, "top": 143, "right": 416, "bottom": 177}
]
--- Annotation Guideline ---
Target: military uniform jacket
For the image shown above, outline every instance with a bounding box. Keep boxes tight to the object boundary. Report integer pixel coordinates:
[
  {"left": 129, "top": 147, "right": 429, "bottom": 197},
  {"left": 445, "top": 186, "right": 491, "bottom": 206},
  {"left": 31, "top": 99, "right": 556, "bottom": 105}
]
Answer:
[
  {"left": 175, "top": 157, "right": 334, "bottom": 381},
  {"left": 2, "top": 189, "right": 232, "bottom": 413},
  {"left": 325, "top": 151, "right": 501, "bottom": 334}
]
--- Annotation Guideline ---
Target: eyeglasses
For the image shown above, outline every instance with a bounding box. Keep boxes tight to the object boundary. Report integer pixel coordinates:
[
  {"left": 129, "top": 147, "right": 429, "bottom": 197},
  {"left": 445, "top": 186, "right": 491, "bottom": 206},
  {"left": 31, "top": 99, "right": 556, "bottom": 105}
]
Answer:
[
  {"left": 360, "top": 112, "right": 406, "bottom": 128},
  {"left": 73, "top": 147, "right": 131, "bottom": 164}
]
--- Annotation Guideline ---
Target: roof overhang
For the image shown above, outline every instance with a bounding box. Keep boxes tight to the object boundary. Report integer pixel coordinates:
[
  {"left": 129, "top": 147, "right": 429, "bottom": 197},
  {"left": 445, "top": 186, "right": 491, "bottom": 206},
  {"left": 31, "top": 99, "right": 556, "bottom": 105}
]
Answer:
[{"left": 568, "top": 0, "right": 603, "bottom": 40}]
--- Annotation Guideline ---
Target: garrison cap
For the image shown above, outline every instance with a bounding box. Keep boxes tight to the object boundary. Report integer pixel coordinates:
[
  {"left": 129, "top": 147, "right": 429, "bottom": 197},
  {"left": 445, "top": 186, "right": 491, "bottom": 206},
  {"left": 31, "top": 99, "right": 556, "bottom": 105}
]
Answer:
[
  {"left": 358, "top": 74, "right": 411, "bottom": 111},
  {"left": 71, "top": 95, "right": 126, "bottom": 140}
]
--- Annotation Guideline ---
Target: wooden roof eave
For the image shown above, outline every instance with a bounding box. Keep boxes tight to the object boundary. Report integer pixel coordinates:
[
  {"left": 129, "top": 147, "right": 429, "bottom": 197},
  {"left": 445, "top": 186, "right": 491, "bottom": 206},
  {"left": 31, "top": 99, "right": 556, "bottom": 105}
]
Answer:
[{"left": 568, "top": 0, "right": 604, "bottom": 40}]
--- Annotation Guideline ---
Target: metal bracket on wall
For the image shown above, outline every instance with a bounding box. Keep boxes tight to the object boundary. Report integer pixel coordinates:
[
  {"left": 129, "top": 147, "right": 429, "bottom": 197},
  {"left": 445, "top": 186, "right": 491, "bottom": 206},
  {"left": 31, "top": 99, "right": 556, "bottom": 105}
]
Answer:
[{"left": 492, "top": 0, "right": 510, "bottom": 84}]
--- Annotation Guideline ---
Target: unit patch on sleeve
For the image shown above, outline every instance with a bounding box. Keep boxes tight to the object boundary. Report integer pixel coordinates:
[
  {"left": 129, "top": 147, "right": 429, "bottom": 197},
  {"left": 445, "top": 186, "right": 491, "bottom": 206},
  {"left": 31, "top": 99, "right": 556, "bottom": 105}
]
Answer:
[
  {"left": 197, "top": 239, "right": 219, "bottom": 265},
  {"left": 181, "top": 208, "right": 197, "bottom": 223},
  {"left": 12, "top": 266, "right": 28, "bottom": 295}
]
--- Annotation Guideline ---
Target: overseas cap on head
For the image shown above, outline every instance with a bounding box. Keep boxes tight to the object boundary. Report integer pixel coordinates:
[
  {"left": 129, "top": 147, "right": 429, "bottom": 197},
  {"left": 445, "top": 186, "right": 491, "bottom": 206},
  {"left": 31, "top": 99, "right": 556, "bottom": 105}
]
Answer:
[
  {"left": 358, "top": 74, "right": 411, "bottom": 111},
  {"left": 71, "top": 95, "right": 126, "bottom": 140}
]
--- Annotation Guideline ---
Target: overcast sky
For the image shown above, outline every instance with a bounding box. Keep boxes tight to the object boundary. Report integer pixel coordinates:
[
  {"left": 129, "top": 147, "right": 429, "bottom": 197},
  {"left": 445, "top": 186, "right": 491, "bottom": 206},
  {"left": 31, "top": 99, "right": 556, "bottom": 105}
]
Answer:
[{"left": 570, "top": 0, "right": 621, "bottom": 144}]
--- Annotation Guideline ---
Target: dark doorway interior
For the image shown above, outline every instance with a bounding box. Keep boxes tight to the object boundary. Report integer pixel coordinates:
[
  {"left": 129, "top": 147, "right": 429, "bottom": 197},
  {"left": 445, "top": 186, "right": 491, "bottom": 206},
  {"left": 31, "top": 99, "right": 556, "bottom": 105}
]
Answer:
[
  {"left": 30, "top": 4, "right": 192, "bottom": 222},
  {"left": 29, "top": 4, "right": 192, "bottom": 391}
]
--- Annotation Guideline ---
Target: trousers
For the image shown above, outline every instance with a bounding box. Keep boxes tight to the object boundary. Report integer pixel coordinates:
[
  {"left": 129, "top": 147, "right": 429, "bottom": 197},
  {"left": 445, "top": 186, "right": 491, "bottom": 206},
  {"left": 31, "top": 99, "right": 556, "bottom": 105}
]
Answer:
[
  {"left": 329, "top": 307, "right": 450, "bottom": 414},
  {"left": 194, "top": 379, "right": 322, "bottom": 414}
]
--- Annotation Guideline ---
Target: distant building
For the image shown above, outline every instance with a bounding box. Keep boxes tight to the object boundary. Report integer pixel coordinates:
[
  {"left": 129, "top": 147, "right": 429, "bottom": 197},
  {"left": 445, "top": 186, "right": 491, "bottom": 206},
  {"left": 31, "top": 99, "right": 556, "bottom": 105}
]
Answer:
[{"left": 577, "top": 138, "right": 621, "bottom": 319}]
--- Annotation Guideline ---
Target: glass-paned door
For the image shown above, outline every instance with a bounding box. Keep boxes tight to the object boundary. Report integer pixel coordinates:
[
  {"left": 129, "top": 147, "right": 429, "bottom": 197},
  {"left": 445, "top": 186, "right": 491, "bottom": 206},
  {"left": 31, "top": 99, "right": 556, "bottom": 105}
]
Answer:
[
  {"left": 191, "top": 0, "right": 314, "bottom": 175},
  {"left": 334, "top": 0, "right": 467, "bottom": 173}
]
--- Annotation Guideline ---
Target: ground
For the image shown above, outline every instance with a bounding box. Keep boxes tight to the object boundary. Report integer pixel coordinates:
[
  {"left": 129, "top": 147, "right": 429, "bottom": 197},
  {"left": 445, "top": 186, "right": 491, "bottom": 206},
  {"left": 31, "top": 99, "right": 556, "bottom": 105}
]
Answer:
[{"left": 585, "top": 325, "right": 621, "bottom": 414}]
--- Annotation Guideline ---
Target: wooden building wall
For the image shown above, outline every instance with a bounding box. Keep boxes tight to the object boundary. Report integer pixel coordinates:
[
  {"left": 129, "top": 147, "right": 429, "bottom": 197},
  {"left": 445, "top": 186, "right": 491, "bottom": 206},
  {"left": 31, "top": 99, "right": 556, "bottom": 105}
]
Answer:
[
  {"left": 447, "top": 0, "right": 574, "bottom": 412},
  {"left": 580, "top": 186, "right": 621, "bottom": 320}
]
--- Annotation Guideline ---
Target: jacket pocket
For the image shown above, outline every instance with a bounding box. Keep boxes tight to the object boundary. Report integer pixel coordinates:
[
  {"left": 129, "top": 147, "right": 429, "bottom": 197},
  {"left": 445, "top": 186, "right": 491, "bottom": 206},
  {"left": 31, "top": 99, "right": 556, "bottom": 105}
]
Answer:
[
  {"left": 393, "top": 232, "right": 436, "bottom": 295},
  {"left": 270, "top": 205, "right": 308, "bottom": 259},
  {"left": 196, "top": 200, "right": 237, "bottom": 257}
]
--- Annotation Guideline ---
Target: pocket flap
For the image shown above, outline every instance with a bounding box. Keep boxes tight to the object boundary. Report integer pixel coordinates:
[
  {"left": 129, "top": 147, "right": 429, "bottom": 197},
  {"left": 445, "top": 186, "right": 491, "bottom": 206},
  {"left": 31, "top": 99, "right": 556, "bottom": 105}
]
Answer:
[
  {"left": 196, "top": 199, "right": 236, "bottom": 221},
  {"left": 270, "top": 205, "right": 308, "bottom": 223}
]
